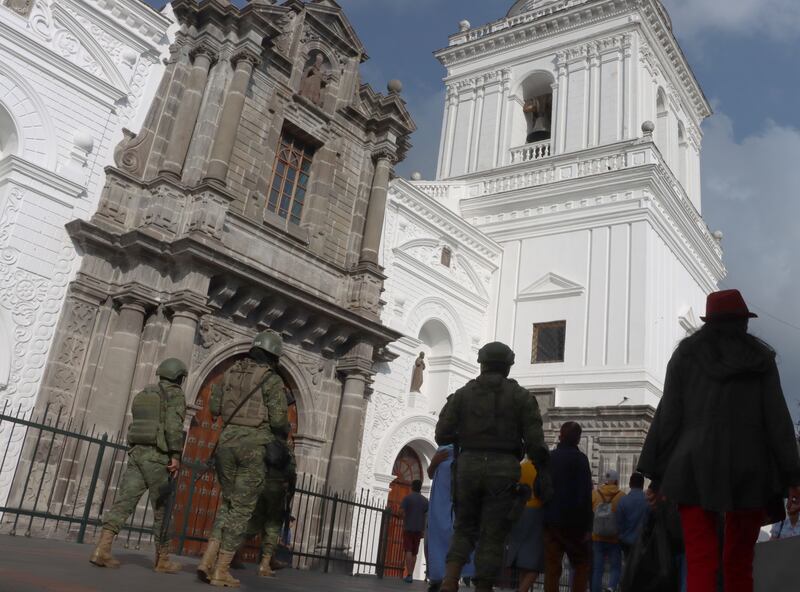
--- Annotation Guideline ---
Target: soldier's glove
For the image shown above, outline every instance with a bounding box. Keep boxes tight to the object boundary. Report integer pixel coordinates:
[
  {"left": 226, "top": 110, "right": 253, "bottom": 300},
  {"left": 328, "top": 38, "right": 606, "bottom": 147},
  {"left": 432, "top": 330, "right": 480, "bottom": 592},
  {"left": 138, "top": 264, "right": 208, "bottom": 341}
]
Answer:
[{"left": 265, "top": 440, "right": 290, "bottom": 470}]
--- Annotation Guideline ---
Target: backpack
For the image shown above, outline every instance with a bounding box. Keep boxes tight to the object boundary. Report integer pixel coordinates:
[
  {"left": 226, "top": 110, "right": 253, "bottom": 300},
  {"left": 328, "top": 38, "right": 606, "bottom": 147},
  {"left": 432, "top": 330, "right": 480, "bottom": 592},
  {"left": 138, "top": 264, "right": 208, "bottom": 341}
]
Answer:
[
  {"left": 593, "top": 491, "right": 620, "bottom": 538},
  {"left": 127, "top": 385, "right": 164, "bottom": 446}
]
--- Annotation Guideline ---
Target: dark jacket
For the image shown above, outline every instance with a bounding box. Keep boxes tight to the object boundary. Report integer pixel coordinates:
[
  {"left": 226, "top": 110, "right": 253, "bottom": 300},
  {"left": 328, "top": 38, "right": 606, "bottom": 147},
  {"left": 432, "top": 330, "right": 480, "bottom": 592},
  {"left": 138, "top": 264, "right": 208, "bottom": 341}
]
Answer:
[
  {"left": 638, "top": 328, "right": 800, "bottom": 512},
  {"left": 543, "top": 442, "right": 593, "bottom": 531}
]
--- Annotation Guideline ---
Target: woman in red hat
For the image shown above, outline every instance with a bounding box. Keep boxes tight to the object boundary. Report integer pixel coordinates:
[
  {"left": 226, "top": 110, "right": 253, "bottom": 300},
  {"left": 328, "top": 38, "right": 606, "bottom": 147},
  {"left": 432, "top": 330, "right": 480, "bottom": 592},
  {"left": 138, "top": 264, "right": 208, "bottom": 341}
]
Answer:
[{"left": 638, "top": 289, "right": 800, "bottom": 592}]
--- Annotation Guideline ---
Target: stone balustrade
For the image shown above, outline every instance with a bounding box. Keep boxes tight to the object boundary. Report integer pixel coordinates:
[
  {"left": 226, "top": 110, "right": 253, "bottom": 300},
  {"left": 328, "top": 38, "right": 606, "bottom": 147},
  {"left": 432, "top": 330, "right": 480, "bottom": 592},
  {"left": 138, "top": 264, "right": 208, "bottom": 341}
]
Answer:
[{"left": 509, "top": 140, "right": 553, "bottom": 164}]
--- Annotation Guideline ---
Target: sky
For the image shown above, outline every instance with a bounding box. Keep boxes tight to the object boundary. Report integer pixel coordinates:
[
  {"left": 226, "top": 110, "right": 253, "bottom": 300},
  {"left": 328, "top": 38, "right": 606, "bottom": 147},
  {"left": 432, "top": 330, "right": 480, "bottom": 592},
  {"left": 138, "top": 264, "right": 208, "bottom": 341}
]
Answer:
[{"left": 148, "top": 1, "right": 800, "bottom": 421}]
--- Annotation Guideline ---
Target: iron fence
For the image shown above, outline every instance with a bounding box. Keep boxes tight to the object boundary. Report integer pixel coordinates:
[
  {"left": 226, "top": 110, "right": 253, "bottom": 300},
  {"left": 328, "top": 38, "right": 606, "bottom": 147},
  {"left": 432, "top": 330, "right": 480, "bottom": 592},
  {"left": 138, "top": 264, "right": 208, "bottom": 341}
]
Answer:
[{"left": 0, "top": 404, "right": 404, "bottom": 576}]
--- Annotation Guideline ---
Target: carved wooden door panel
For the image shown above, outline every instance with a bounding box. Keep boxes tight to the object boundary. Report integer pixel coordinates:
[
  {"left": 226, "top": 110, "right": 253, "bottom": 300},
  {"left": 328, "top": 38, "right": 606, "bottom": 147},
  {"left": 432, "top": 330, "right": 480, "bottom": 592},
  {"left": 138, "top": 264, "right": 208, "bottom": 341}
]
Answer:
[{"left": 384, "top": 446, "right": 423, "bottom": 578}]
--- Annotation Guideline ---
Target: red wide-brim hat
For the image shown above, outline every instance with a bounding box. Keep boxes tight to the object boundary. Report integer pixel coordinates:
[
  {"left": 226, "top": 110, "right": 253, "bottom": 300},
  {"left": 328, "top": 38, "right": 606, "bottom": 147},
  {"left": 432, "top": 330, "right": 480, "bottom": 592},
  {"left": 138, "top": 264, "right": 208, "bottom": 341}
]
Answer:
[{"left": 700, "top": 289, "right": 758, "bottom": 322}]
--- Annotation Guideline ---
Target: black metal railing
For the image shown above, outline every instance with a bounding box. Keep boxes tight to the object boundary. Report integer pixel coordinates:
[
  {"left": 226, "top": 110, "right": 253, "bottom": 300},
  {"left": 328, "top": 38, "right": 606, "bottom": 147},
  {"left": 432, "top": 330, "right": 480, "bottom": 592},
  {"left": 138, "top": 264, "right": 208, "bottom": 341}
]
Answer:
[{"left": 0, "top": 404, "right": 404, "bottom": 576}]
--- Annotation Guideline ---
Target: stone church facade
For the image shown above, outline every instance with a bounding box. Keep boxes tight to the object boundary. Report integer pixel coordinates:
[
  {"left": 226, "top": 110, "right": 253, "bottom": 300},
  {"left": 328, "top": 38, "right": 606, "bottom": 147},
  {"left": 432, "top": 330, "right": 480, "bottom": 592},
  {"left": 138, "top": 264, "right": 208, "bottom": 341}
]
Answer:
[
  {"left": 355, "top": 0, "right": 725, "bottom": 505},
  {"left": 31, "top": 0, "right": 414, "bottom": 496}
]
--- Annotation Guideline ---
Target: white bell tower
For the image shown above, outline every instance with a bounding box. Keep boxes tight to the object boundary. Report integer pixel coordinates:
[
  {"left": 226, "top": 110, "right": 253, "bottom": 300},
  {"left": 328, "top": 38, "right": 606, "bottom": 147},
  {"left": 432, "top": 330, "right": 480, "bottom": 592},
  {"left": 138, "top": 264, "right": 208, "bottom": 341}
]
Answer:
[{"left": 412, "top": 0, "right": 725, "bottom": 420}]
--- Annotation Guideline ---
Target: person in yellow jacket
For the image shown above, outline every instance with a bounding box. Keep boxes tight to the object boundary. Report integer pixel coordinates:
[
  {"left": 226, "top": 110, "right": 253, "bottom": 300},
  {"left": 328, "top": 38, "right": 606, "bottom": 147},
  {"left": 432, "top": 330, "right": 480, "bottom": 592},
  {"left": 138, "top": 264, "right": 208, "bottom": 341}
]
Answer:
[
  {"left": 505, "top": 458, "right": 545, "bottom": 592},
  {"left": 591, "top": 469, "right": 624, "bottom": 592}
]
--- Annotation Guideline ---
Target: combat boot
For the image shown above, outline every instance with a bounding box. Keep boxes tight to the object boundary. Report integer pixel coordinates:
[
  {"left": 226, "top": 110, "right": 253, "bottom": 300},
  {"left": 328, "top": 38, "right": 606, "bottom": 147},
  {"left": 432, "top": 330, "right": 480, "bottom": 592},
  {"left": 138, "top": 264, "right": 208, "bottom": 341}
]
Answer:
[
  {"left": 153, "top": 546, "right": 182, "bottom": 574},
  {"left": 197, "top": 538, "right": 220, "bottom": 582},
  {"left": 440, "top": 562, "right": 462, "bottom": 592},
  {"left": 258, "top": 554, "right": 275, "bottom": 578},
  {"left": 89, "top": 529, "right": 120, "bottom": 568},
  {"left": 210, "top": 551, "right": 241, "bottom": 588},
  {"left": 270, "top": 555, "right": 288, "bottom": 571}
]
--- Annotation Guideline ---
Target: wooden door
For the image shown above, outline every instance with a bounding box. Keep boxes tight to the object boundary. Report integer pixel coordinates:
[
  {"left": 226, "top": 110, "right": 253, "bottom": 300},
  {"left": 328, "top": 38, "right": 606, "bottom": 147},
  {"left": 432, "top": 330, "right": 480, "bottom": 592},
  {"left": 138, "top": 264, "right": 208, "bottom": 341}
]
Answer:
[
  {"left": 384, "top": 446, "right": 423, "bottom": 578},
  {"left": 170, "top": 354, "right": 297, "bottom": 558}
]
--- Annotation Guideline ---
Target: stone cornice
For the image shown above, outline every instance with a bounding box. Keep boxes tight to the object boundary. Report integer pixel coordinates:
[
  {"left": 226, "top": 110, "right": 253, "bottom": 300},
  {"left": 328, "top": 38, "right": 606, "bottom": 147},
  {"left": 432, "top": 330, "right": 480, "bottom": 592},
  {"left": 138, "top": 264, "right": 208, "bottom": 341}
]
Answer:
[
  {"left": 65, "top": 0, "right": 171, "bottom": 54},
  {"left": 391, "top": 179, "right": 502, "bottom": 266},
  {"left": 435, "top": 0, "right": 711, "bottom": 124},
  {"left": 0, "top": 156, "right": 86, "bottom": 199},
  {"left": 0, "top": 19, "right": 127, "bottom": 106}
]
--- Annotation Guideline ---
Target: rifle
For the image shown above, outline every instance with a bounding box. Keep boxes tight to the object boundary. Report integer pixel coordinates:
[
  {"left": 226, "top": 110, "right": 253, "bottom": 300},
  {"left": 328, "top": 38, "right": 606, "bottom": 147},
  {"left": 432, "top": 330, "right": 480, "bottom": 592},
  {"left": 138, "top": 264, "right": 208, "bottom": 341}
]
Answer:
[{"left": 157, "top": 472, "right": 178, "bottom": 545}]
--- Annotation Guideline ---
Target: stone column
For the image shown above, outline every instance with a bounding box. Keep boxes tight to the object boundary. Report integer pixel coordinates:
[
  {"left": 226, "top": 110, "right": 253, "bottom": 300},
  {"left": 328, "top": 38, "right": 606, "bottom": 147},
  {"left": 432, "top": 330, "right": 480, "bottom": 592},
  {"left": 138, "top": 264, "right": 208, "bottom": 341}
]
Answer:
[
  {"left": 326, "top": 370, "right": 369, "bottom": 494},
  {"left": 555, "top": 54, "right": 568, "bottom": 155},
  {"left": 494, "top": 69, "right": 511, "bottom": 167},
  {"left": 588, "top": 47, "right": 600, "bottom": 147},
  {"left": 160, "top": 47, "right": 214, "bottom": 179},
  {"left": 163, "top": 309, "right": 200, "bottom": 369},
  {"left": 88, "top": 299, "right": 148, "bottom": 435},
  {"left": 204, "top": 52, "right": 259, "bottom": 185},
  {"left": 441, "top": 86, "right": 459, "bottom": 178},
  {"left": 623, "top": 34, "right": 635, "bottom": 140},
  {"left": 358, "top": 152, "right": 393, "bottom": 266},
  {"left": 469, "top": 78, "right": 485, "bottom": 172}
]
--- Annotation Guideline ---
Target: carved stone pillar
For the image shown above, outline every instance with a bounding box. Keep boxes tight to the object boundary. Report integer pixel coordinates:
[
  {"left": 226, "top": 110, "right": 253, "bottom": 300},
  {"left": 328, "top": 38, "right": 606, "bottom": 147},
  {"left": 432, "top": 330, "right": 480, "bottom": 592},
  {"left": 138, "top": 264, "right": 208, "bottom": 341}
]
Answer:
[
  {"left": 555, "top": 53, "right": 568, "bottom": 155},
  {"left": 442, "top": 86, "right": 459, "bottom": 178},
  {"left": 358, "top": 152, "right": 393, "bottom": 266},
  {"left": 160, "top": 47, "right": 214, "bottom": 179},
  {"left": 163, "top": 310, "right": 199, "bottom": 369},
  {"left": 87, "top": 298, "right": 149, "bottom": 435},
  {"left": 326, "top": 368, "right": 370, "bottom": 495},
  {"left": 204, "top": 52, "right": 259, "bottom": 185}
]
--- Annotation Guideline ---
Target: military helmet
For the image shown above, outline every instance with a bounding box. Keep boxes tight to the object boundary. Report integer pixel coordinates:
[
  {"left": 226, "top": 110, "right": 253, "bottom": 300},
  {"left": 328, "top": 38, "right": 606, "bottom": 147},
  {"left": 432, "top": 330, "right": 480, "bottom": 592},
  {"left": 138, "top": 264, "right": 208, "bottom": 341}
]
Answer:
[
  {"left": 156, "top": 358, "right": 188, "bottom": 381},
  {"left": 252, "top": 330, "right": 283, "bottom": 358},
  {"left": 477, "top": 342, "right": 515, "bottom": 366}
]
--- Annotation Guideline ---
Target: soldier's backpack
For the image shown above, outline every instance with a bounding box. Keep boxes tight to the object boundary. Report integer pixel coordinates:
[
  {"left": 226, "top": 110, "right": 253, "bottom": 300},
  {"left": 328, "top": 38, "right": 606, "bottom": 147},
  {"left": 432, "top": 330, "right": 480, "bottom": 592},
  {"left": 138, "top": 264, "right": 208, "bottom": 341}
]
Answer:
[
  {"left": 593, "top": 491, "right": 621, "bottom": 538},
  {"left": 127, "top": 385, "right": 165, "bottom": 446}
]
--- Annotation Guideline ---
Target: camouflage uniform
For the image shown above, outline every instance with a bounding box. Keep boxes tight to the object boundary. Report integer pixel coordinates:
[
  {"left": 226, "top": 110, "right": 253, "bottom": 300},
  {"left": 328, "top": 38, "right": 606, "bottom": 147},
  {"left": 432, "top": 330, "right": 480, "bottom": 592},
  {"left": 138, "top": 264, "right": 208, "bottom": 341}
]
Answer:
[
  {"left": 244, "top": 444, "right": 296, "bottom": 558},
  {"left": 208, "top": 359, "right": 289, "bottom": 554},
  {"left": 435, "top": 343, "right": 549, "bottom": 592},
  {"left": 102, "top": 380, "right": 186, "bottom": 545}
]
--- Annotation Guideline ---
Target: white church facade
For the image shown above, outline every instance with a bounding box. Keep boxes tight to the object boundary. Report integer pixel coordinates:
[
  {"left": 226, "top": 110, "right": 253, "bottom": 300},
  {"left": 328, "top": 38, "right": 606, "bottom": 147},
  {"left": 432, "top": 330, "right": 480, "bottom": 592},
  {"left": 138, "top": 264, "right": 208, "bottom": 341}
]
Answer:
[
  {"left": 0, "top": 0, "right": 173, "bottom": 502},
  {"left": 356, "top": 0, "right": 725, "bottom": 516}
]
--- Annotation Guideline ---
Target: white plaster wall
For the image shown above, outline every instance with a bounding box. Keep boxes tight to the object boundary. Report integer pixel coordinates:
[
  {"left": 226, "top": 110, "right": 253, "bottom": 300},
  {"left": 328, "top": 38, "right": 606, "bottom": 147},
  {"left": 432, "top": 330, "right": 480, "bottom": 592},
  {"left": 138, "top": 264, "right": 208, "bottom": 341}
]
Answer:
[{"left": 0, "top": 0, "right": 172, "bottom": 503}]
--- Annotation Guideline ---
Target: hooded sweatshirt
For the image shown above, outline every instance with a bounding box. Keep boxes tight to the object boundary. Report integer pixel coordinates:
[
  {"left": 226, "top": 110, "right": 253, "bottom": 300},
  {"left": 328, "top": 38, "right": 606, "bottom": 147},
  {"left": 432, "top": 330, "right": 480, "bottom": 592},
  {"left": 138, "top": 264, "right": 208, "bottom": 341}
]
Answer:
[{"left": 591, "top": 483, "right": 624, "bottom": 543}]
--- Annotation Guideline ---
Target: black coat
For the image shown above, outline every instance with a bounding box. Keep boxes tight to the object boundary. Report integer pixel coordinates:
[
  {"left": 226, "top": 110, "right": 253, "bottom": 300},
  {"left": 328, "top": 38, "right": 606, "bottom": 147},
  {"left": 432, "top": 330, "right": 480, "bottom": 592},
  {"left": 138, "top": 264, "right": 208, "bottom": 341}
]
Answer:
[
  {"left": 544, "top": 443, "right": 593, "bottom": 531},
  {"left": 638, "top": 328, "right": 800, "bottom": 512}
]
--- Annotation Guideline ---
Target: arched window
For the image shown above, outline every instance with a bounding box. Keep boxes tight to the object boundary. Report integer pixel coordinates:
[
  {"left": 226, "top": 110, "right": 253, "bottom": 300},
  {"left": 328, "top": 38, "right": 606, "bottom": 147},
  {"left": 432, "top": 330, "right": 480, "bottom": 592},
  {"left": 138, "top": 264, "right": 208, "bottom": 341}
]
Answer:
[{"left": 0, "top": 104, "right": 19, "bottom": 160}]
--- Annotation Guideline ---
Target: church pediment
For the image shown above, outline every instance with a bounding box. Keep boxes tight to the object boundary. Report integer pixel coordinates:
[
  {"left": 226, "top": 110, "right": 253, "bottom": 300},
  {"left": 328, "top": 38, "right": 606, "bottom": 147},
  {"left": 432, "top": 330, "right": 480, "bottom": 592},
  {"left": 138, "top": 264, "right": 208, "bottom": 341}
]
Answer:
[
  {"left": 394, "top": 238, "right": 489, "bottom": 301},
  {"left": 304, "top": 0, "right": 366, "bottom": 56},
  {"left": 517, "top": 272, "right": 584, "bottom": 301}
]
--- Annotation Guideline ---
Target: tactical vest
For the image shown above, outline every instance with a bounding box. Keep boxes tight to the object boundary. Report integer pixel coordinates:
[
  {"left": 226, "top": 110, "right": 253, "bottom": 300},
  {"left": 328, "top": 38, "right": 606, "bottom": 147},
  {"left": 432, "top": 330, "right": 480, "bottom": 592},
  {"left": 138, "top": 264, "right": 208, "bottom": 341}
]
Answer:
[
  {"left": 456, "top": 377, "right": 524, "bottom": 456},
  {"left": 220, "top": 359, "right": 269, "bottom": 428},
  {"left": 127, "top": 385, "right": 164, "bottom": 446}
]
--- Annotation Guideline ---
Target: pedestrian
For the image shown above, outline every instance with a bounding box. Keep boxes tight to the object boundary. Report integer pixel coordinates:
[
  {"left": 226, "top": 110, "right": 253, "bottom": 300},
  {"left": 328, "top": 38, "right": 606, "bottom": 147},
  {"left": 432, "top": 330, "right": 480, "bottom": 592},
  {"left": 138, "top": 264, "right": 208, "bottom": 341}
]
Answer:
[
  {"left": 591, "top": 469, "right": 624, "bottom": 592},
  {"left": 89, "top": 358, "right": 188, "bottom": 574},
  {"left": 770, "top": 499, "right": 800, "bottom": 540},
  {"left": 435, "top": 342, "right": 549, "bottom": 592},
  {"left": 425, "top": 445, "right": 474, "bottom": 592},
  {"left": 197, "top": 330, "right": 288, "bottom": 588},
  {"left": 506, "top": 456, "right": 546, "bottom": 592},
  {"left": 616, "top": 472, "right": 649, "bottom": 558},
  {"left": 240, "top": 435, "right": 295, "bottom": 578},
  {"left": 399, "top": 479, "right": 429, "bottom": 583},
  {"left": 638, "top": 289, "right": 800, "bottom": 592},
  {"left": 543, "top": 421, "right": 592, "bottom": 592}
]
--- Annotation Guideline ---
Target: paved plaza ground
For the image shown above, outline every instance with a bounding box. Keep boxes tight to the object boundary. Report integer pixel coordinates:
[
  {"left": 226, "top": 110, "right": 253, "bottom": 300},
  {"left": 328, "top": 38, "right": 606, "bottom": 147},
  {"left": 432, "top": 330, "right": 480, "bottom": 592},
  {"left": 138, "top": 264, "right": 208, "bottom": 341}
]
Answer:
[{"left": 0, "top": 535, "right": 427, "bottom": 592}]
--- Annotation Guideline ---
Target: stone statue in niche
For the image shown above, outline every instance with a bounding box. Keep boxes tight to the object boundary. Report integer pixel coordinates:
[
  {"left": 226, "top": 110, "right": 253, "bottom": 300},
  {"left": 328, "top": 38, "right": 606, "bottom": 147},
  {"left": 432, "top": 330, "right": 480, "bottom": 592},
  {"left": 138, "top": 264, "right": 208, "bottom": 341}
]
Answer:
[
  {"left": 409, "top": 352, "right": 426, "bottom": 393},
  {"left": 523, "top": 94, "right": 552, "bottom": 143},
  {"left": 299, "top": 51, "right": 329, "bottom": 107}
]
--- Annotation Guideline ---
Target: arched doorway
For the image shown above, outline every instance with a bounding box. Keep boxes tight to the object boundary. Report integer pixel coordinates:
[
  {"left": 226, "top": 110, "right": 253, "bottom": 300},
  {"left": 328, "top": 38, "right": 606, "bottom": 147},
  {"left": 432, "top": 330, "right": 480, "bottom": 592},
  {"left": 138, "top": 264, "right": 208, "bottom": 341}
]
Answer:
[
  {"left": 384, "top": 446, "right": 424, "bottom": 578},
  {"left": 170, "top": 353, "right": 299, "bottom": 558}
]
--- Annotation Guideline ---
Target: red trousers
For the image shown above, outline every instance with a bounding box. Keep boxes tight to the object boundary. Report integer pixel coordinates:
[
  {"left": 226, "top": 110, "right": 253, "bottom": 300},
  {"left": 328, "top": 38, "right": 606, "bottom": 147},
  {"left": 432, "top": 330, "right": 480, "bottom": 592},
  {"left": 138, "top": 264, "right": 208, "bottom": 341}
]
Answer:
[{"left": 679, "top": 505, "right": 763, "bottom": 592}]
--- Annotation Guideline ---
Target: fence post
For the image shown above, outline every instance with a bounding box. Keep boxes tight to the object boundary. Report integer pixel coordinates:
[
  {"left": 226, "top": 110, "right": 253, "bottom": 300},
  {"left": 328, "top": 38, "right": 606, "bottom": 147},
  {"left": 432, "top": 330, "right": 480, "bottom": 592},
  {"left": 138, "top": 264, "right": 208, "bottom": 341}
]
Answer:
[
  {"left": 375, "top": 507, "right": 391, "bottom": 580},
  {"left": 323, "top": 493, "right": 339, "bottom": 574},
  {"left": 77, "top": 434, "right": 108, "bottom": 544}
]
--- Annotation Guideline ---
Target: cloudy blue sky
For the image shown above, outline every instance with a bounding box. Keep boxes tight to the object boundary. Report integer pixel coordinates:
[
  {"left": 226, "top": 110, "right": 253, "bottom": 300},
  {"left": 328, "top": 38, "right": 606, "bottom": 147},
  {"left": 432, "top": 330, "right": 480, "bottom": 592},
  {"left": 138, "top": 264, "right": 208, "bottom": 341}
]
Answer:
[{"left": 149, "top": 1, "right": 800, "bottom": 420}]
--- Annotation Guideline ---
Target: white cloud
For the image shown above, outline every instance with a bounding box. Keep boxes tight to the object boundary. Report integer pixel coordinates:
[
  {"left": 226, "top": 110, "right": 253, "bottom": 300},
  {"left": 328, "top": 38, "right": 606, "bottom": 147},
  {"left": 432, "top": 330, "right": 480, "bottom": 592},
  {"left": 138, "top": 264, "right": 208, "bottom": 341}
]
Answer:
[
  {"left": 701, "top": 113, "right": 800, "bottom": 414},
  {"left": 663, "top": 0, "right": 800, "bottom": 39}
]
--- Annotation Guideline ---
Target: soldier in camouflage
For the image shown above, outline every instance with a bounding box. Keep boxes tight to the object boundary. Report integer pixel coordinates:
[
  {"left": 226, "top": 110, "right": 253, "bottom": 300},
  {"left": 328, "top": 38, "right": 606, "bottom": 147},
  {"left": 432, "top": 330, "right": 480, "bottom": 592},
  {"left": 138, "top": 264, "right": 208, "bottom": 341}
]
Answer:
[
  {"left": 197, "top": 331, "right": 289, "bottom": 588},
  {"left": 242, "top": 434, "right": 296, "bottom": 577},
  {"left": 89, "top": 358, "right": 188, "bottom": 574},
  {"left": 435, "top": 342, "right": 549, "bottom": 592}
]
